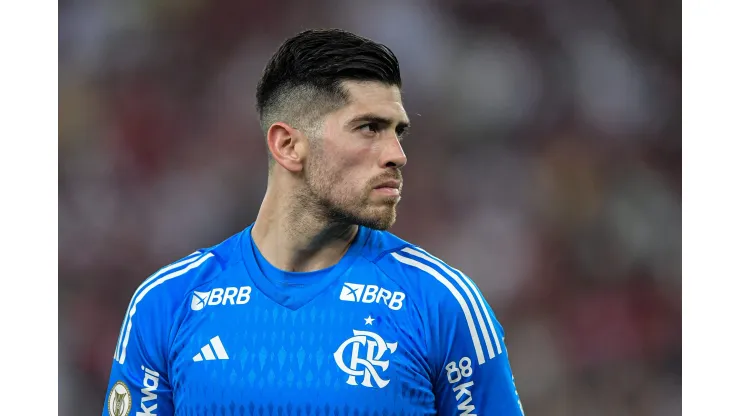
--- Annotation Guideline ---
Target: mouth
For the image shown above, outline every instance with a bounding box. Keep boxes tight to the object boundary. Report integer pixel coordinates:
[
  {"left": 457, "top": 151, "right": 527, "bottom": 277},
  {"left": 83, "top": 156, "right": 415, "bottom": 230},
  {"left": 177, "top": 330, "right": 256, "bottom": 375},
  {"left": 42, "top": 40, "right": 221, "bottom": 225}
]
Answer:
[
  {"left": 373, "top": 180, "right": 401, "bottom": 190},
  {"left": 372, "top": 180, "right": 402, "bottom": 198}
]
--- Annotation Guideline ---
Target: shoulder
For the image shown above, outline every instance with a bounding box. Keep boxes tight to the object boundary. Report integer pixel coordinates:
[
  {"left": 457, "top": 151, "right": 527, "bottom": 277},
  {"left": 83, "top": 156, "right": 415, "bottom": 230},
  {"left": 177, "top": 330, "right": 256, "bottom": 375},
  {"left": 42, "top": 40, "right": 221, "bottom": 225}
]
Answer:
[
  {"left": 370, "top": 233, "right": 506, "bottom": 366},
  {"left": 124, "top": 231, "right": 243, "bottom": 314},
  {"left": 367, "top": 229, "right": 484, "bottom": 309},
  {"left": 366, "top": 231, "right": 497, "bottom": 337},
  {"left": 112, "top": 242, "right": 234, "bottom": 365}
]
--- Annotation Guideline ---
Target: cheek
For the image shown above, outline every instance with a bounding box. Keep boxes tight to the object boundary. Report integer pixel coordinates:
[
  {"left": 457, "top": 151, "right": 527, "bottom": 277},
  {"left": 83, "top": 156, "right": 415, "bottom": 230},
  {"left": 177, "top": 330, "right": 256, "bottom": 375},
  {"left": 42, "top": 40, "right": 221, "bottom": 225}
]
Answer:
[
  {"left": 324, "top": 145, "right": 371, "bottom": 178},
  {"left": 323, "top": 163, "right": 368, "bottom": 200},
  {"left": 310, "top": 151, "right": 356, "bottom": 192},
  {"left": 317, "top": 140, "right": 375, "bottom": 193}
]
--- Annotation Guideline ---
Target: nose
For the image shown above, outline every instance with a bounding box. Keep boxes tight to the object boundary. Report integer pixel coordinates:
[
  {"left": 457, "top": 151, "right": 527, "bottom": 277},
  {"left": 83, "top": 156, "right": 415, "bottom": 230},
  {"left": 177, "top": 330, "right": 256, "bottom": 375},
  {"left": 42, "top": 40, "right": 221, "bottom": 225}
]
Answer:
[{"left": 381, "top": 136, "right": 407, "bottom": 169}]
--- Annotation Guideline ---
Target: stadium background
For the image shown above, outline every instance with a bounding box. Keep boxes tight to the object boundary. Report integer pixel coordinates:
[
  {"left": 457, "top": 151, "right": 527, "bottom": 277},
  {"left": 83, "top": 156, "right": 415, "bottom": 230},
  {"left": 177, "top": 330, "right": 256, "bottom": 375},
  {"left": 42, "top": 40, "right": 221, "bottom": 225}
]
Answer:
[{"left": 58, "top": 0, "right": 681, "bottom": 414}]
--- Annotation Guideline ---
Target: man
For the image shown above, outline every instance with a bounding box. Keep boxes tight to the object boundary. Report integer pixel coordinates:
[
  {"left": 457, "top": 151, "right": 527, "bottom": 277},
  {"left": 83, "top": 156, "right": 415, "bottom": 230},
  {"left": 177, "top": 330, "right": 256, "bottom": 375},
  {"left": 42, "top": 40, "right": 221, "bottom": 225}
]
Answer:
[{"left": 103, "top": 28, "right": 524, "bottom": 415}]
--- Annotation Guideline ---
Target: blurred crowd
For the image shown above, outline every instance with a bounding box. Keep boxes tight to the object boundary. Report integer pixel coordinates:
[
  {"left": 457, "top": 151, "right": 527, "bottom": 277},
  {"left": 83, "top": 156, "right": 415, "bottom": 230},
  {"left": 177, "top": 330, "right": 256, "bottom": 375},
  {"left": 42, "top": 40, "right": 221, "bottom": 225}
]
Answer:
[{"left": 59, "top": 0, "right": 681, "bottom": 414}]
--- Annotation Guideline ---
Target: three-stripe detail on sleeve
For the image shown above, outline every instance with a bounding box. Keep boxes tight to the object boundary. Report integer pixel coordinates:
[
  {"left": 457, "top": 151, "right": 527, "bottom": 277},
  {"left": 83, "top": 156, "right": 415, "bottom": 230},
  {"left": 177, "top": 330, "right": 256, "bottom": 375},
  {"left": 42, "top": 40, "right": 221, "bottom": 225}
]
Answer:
[
  {"left": 113, "top": 251, "right": 214, "bottom": 364},
  {"left": 390, "top": 247, "right": 502, "bottom": 366}
]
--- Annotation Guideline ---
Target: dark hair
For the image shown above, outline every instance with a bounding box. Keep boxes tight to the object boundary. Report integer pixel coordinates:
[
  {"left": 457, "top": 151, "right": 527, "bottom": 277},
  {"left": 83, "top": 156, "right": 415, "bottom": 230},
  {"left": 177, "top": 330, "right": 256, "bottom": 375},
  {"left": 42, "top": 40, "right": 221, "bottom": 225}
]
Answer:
[{"left": 256, "top": 29, "right": 402, "bottom": 138}]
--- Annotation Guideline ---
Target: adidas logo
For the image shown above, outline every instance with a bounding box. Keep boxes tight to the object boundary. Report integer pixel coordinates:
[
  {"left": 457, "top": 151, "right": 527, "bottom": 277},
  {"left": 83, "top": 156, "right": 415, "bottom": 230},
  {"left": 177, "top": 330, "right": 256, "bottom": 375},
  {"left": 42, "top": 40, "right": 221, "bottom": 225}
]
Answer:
[{"left": 192, "top": 336, "right": 229, "bottom": 362}]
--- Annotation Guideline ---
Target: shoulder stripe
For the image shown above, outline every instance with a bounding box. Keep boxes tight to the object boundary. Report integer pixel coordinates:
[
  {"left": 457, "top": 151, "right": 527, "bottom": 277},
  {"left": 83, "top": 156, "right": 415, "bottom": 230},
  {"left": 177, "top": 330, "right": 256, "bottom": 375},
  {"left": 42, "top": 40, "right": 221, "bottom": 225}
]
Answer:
[
  {"left": 450, "top": 266, "right": 502, "bottom": 355},
  {"left": 413, "top": 247, "right": 503, "bottom": 355},
  {"left": 117, "top": 252, "right": 214, "bottom": 364},
  {"left": 400, "top": 247, "right": 497, "bottom": 360},
  {"left": 113, "top": 251, "right": 202, "bottom": 361},
  {"left": 391, "top": 252, "right": 486, "bottom": 365}
]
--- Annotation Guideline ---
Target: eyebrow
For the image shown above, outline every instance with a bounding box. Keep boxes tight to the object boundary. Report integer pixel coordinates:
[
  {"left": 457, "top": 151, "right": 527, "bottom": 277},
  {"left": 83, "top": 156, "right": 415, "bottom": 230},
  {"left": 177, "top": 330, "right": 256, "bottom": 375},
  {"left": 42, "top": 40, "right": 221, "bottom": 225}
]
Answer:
[{"left": 346, "top": 114, "right": 411, "bottom": 132}]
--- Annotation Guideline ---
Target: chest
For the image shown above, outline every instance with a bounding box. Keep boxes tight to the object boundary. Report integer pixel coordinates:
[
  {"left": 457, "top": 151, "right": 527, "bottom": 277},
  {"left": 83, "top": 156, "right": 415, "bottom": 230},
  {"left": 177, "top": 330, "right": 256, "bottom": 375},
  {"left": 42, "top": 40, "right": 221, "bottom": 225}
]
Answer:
[{"left": 169, "top": 291, "right": 435, "bottom": 415}]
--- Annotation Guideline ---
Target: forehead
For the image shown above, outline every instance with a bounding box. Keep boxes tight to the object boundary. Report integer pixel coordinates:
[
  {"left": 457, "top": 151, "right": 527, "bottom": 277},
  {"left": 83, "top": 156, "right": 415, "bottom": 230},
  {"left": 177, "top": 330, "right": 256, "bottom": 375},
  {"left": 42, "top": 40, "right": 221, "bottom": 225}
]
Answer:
[{"left": 335, "top": 81, "right": 408, "bottom": 123}]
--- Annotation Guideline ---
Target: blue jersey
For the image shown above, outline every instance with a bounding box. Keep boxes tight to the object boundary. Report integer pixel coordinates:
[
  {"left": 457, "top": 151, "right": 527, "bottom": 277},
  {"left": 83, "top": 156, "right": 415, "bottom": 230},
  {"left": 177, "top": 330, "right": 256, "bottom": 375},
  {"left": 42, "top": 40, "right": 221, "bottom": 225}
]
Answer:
[{"left": 103, "top": 225, "right": 524, "bottom": 415}]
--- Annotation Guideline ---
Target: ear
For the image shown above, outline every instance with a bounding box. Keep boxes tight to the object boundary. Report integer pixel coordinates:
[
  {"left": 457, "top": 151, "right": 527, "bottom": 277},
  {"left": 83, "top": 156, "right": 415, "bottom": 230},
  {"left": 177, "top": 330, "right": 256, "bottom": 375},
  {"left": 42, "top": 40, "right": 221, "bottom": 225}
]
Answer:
[{"left": 266, "top": 122, "right": 307, "bottom": 173}]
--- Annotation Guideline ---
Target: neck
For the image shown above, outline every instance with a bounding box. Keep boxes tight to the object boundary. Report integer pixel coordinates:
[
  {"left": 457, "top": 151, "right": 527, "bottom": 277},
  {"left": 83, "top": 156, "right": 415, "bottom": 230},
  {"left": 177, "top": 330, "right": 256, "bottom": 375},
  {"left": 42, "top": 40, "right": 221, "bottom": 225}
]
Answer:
[{"left": 251, "top": 185, "right": 358, "bottom": 273}]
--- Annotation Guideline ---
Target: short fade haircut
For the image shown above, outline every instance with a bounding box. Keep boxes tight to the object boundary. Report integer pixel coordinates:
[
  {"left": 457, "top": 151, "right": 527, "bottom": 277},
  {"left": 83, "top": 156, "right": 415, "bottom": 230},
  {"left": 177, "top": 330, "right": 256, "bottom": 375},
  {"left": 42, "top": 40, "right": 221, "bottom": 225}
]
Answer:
[{"left": 256, "top": 28, "right": 402, "bottom": 163}]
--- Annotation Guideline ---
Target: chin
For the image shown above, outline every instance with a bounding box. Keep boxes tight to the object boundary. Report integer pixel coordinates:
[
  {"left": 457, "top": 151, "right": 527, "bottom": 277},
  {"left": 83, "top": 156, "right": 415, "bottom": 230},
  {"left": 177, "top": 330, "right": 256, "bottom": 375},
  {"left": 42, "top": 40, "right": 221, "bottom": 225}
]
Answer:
[
  {"left": 355, "top": 208, "right": 397, "bottom": 231},
  {"left": 357, "top": 218, "right": 395, "bottom": 231},
  {"left": 326, "top": 198, "right": 398, "bottom": 230}
]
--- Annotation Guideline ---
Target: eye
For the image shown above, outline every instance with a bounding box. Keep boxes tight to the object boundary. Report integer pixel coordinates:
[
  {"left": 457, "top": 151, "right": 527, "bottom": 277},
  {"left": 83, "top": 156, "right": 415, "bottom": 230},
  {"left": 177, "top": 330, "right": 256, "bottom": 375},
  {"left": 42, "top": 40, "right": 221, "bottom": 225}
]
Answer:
[
  {"left": 358, "top": 122, "right": 380, "bottom": 135},
  {"left": 396, "top": 127, "right": 409, "bottom": 140}
]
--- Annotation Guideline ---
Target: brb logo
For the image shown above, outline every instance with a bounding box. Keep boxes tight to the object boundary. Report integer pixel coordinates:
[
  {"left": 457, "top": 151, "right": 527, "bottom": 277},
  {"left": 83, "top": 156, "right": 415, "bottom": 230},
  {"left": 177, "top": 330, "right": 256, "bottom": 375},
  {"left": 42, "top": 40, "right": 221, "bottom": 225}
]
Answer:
[
  {"left": 340, "top": 283, "right": 405, "bottom": 310},
  {"left": 191, "top": 286, "right": 251, "bottom": 311},
  {"left": 333, "top": 330, "right": 397, "bottom": 389}
]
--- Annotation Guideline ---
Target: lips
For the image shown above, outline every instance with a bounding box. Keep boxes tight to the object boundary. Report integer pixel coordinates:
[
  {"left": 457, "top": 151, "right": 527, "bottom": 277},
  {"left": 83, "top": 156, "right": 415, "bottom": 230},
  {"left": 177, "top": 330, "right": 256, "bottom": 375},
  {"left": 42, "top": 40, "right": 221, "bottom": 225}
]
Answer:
[{"left": 374, "top": 180, "right": 401, "bottom": 189}]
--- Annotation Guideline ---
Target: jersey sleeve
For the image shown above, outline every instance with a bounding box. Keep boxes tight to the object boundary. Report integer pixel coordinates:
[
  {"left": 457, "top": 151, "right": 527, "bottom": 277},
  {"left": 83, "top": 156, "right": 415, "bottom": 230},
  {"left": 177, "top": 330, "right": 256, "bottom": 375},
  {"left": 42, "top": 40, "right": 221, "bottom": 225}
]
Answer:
[
  {"left": 430, "top": 276, "right": 524, "bottom": 415},
  {"left": 387, "top": 246, "right": 525, "bottom": 415},
  {"left": 102, "top": 267, "right": 185, "bottom": 416}
]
